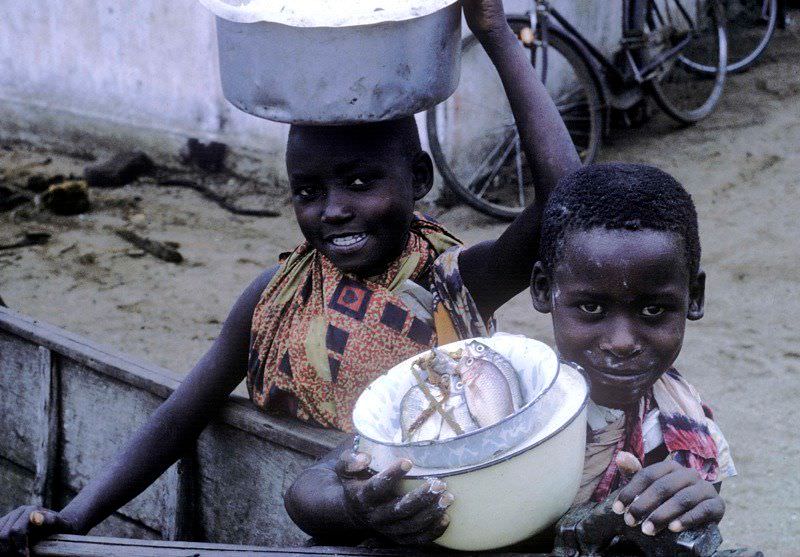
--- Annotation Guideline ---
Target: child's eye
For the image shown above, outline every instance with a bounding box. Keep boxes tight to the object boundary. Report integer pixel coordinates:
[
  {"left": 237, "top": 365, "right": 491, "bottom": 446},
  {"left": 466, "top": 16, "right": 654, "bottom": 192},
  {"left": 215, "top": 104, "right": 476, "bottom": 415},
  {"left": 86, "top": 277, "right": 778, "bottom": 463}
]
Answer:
[
  {"left": 579, "top": 303, "right": 603, "bottom": 315},
  {"left": 642, "top": 306, "right": 665, "bottom": 317},
  {"left": 349, "top": 177, "right": 369, "bottom": 188},
  {"left": 294, "top": 186, "right": 318, "bottom": 199}
]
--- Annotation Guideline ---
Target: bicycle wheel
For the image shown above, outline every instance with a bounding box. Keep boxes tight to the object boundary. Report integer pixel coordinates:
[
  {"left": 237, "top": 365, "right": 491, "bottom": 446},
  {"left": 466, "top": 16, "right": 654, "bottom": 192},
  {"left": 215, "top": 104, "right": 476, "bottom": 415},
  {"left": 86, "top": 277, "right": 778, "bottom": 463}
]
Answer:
[
  {"left": 644, "top": 0, "right": 728, "bottom": 124},
  {"left": 684, "top": 0, "right": 777, "bottom": 74},
  {"left": 426, "top": 17, "right": 603, "bottom": 220}
]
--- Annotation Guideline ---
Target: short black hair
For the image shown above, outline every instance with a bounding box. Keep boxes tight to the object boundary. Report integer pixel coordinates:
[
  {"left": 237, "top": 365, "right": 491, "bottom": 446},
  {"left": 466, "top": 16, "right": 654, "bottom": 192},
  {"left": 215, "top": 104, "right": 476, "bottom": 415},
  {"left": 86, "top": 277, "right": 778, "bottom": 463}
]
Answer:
[{"left": 539, "top": 162, "right": 701, "bottom": 277}]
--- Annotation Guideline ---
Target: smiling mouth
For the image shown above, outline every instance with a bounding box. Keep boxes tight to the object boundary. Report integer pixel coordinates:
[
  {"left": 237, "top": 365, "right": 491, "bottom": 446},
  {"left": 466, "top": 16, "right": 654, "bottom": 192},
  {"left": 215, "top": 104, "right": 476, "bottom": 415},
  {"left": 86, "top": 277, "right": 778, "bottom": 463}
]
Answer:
[{"left": 325, "top": 233, "right": 368, "bottom": 253}]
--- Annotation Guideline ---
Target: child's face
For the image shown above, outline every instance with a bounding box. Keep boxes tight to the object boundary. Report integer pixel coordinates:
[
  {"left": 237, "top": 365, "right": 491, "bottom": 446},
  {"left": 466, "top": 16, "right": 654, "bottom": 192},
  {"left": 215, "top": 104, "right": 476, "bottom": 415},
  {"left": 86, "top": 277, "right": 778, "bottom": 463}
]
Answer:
[
  {"left": 285, "top": 125, "right": 432, "bottom": 277},
  {"left": 532, "top": 227, "right": 705, "bottom": 409}
]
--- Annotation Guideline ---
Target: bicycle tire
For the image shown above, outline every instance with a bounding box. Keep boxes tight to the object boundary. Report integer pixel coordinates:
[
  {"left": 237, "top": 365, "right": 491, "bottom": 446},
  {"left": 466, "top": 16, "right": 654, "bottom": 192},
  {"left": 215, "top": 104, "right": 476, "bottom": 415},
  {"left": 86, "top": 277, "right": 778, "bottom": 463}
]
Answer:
[
  {"left": 645, "top": 0, "right": 728, "bottom": 124},
  {"left": 684, "top": 0, "right": 778, "bottom": 74},
  {"left": 426, "top": 17, "right": 603, "bottom": 221}
]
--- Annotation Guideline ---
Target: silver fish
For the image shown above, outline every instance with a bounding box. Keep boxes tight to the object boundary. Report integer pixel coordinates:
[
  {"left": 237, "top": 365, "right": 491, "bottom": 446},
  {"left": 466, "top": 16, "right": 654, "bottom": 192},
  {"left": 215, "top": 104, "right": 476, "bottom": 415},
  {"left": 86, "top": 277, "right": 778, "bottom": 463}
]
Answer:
[
  {"left": 400, "top": 384, "right": 443, "bottom": 442},
  {"left": 459, "top": 356, "right": 515, "bottom": 428},
  {"left": 438, "top": 392, "right": 479, "bottom": 439},
  {"left": 463, "top": 340, "right": 523, "bottom": 409}
]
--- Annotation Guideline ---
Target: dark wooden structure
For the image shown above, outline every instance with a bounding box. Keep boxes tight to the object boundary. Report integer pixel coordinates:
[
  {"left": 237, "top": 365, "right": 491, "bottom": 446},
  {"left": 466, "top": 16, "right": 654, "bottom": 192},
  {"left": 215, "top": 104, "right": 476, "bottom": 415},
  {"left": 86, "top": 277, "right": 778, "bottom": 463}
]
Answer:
[{"left": 0, "top": 306, "right": 346, "bottom": 546}]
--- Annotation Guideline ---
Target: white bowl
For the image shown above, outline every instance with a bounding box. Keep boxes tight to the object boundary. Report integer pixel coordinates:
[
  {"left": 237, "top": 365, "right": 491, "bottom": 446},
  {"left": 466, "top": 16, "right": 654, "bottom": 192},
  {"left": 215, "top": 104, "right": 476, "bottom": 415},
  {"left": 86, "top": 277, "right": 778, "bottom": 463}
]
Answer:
[
  {"left": 353, "top": 335, "right": 560, "bottom": 470},
  {"left": 352, "top": 335, "right": 589, "bottom": 551}
]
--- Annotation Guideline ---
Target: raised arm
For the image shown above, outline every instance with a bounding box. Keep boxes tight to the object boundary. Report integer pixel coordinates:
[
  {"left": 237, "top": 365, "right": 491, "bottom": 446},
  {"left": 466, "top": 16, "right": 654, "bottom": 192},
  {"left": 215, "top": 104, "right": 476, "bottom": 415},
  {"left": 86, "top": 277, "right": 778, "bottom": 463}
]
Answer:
[
  {"left": 0, "top": 266, "right": 278, "bottom": 555},
  {"left": 457, "top": 0, "right": 582, "bottom": 318}
]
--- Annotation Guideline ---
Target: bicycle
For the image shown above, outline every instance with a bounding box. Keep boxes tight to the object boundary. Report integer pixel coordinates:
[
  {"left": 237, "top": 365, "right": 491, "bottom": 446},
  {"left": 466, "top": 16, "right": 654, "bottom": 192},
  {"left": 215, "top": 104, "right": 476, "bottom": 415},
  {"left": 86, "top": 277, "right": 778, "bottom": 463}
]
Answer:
[
  {"left": 427, "top": 0, "right": 728, "bottom": 220},
  {"left": 684, "top": 0, "right": 778, "bottom": 74}
]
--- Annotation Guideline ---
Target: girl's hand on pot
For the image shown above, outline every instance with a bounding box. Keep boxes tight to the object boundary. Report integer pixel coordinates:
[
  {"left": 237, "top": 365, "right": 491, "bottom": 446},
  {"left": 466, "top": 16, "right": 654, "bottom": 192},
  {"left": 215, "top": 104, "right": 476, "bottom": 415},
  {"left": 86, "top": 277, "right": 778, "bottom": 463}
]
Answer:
[
  {"left": 335, "top": 451, "right": 453, "bottom": 545},
  {"left": 612, "top": 460, "right": 725, "bottom": 536},
  {"left": 462, "top": 0, "right": 508, "bottom": 35}
]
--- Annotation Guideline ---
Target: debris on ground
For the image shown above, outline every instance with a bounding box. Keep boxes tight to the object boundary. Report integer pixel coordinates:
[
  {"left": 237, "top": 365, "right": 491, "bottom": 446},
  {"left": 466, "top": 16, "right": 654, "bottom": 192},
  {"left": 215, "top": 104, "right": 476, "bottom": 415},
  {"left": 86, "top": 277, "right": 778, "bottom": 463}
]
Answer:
[
  {"left": 84, "top": 151, "right": 154, "bottom": 188},
  {"left": 76, "top": 252, "right": 97, "bottom": 265},
  {"left": 25, "top": 173, "right": 67, "bottom": 193},
  {"left": 114, "top": 228, "right": 184, "bottom": 264},
  {"left": 180, "top": 138, "right": 228, "bottom": 172},
  {"left": 158, "top": 177, "right": 280, "bottom": 217},
  {"left": 0, "top": 231, "right": 51, "bottom": 251},
  {"left": 41, "top": 180, "right": 92, "bottom": 215},
  {"left": 0, "top": 185, "right": 31, "bottom": 212}
]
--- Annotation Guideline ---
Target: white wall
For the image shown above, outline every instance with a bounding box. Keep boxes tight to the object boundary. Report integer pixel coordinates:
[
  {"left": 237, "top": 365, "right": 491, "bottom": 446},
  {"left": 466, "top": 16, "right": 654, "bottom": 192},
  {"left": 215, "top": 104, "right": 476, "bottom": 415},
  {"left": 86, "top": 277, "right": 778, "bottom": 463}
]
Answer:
[{"left": 0, "top": 1, "right": 623, "bottom": 181}]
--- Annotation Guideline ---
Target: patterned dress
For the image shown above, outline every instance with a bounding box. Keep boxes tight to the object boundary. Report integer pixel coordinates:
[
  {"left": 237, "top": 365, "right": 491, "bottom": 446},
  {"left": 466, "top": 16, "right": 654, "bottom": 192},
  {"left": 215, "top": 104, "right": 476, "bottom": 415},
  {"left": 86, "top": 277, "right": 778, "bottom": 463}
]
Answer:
[{"left": 247, "top": 215, "right": 492, "bottom": 432}]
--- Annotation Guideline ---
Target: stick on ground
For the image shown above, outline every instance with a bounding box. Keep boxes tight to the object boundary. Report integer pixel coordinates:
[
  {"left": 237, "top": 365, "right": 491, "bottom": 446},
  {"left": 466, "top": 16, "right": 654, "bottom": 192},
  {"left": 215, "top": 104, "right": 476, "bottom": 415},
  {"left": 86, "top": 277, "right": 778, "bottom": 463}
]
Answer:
[{"left": 114, "top": 229, "right": 183, "bottom": 264}]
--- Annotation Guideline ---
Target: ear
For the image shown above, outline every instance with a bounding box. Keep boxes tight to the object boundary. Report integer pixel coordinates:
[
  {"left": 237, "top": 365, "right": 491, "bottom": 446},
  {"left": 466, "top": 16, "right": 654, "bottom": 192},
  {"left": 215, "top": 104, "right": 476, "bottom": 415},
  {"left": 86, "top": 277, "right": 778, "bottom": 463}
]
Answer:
[
  {"left": 687, "top": 268, "right": 706, "bottom": 320},
  {"left": 530, "top": 261, "right": 553, "bottom": 314},
  {"left": 411, "top": 151, "right": 434, "bottom": 201}
]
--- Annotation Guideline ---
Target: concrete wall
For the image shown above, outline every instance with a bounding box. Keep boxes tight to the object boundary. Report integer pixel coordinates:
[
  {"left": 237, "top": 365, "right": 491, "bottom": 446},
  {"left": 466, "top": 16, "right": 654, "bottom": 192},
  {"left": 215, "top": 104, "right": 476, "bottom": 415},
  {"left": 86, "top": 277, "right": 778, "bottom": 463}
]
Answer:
[{"left": 0, "top": 1, "right": 622, "bottom": 179}]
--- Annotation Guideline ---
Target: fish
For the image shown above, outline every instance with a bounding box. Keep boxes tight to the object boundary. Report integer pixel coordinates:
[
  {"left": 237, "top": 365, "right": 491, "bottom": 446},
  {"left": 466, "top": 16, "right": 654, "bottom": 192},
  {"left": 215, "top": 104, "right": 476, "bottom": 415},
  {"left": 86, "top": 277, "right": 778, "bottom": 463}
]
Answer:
[
  {"left": 438, "top": 391, "right": 479, "bottom": 439},
  {"left": 459, "top": 356, "right": 515, "bottom": 428},
  {"left": 400, "top": 352, "right": 479, "bottom": 442},
  {"left": 400, "top": 384, "right": 443, "bottom": 442},
  {"left": 463, "top": 340, "right": 523, "bottom": 409}
]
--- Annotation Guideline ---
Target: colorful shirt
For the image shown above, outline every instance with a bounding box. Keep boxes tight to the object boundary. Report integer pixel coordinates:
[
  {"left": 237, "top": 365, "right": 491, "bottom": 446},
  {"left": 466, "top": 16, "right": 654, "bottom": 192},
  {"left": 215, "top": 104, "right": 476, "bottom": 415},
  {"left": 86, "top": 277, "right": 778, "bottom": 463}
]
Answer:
[
  {"left": 572, "top": 370, "right": 736, "bottom": 507},
  {"left": 247, "top": 216, "right": 492, "bottom": 431}
]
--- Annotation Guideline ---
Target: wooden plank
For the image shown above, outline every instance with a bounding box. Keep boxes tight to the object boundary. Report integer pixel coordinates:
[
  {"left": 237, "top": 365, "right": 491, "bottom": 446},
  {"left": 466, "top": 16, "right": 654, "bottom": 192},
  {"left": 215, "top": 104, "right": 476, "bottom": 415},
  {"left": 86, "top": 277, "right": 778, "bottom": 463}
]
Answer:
[
  {"left": 0, "top": 331, "right": 44, "bottom": 471},
  {"left": 0, "top": 456, "right": 35, "bottom": 515},
  {"left": 58, "top": 358, "right": 178, "bottom": 536},
  {"left": 0, "top": 306, "right": 180, "bottom": 400},
  {"left": 33, "top": 535, "right": 548, "bottom": 557},
  {"left": 221, "top": 400, "right": 345, "bottom": 458},
  {"left": 0, "top": 306, "right": 345, "bottom": 456},
  {"left": 32, "top": 346, "right": 59, "bottom": 507},
  {"left": 196, "top": 422, "right": 317, "bottom": 547}
]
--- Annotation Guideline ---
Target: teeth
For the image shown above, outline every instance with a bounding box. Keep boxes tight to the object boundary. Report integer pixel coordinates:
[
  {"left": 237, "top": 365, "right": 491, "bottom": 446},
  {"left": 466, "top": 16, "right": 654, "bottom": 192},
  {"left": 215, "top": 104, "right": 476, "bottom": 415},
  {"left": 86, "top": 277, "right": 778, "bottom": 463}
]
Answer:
[{"left": 331, "top": 234, "right": 366, "bottom": 247}]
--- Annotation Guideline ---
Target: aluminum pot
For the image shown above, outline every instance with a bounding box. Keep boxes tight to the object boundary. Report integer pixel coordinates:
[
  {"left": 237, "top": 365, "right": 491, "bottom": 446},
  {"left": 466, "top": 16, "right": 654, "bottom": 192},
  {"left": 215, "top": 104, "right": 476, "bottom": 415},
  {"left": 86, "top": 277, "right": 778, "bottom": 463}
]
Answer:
[{"left": 206, "top": 2, "right": 463, "bottom": 124}]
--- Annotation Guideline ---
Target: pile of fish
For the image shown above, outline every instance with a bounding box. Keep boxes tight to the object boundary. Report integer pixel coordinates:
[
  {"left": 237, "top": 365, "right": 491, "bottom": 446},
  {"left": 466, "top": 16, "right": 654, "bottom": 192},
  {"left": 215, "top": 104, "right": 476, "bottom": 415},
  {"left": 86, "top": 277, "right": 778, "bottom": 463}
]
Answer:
[{"left": 400, "top": 341, "right": 523, "bottom": 443}]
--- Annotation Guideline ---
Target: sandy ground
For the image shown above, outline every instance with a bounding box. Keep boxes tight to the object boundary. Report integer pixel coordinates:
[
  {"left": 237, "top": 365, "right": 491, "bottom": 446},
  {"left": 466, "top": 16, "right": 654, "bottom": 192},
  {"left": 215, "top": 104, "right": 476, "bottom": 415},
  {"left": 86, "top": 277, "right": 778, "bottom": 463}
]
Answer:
[{"left": 2, "top": 18, "right": 799, "bottom": 556}]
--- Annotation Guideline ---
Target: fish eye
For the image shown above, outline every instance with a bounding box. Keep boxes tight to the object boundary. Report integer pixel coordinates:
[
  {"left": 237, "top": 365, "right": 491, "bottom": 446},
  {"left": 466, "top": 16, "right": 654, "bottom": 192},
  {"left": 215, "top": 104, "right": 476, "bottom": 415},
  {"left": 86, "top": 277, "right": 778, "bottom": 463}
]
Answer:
[
  {"left": 475, "top": 344, "right": 485, "bottom": 352},
  {"left": 466, "top": 357, "right": 474, "bottom": 365}
]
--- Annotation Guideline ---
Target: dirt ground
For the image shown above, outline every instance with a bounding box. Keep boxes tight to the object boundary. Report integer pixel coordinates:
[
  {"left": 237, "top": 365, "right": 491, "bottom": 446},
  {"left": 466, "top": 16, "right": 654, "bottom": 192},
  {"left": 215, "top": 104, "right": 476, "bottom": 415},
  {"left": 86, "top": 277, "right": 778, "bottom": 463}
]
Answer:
[{"left": 2, "top": 18, "right": 799, "bottom": 556}]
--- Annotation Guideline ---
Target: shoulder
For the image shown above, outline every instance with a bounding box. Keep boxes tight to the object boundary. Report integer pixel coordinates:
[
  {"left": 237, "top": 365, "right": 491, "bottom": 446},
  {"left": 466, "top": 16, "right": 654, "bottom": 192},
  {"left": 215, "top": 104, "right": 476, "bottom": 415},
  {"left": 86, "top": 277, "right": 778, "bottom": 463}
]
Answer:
[{"left": 223, "top": 265, "right": 281, "bottom": 331}]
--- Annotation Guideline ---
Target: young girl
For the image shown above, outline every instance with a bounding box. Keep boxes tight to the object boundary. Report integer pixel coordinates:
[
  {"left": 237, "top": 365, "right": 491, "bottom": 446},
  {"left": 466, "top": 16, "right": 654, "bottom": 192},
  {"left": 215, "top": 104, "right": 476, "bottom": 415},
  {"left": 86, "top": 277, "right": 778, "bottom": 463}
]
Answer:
[{"left": 0, "top": 1, "right": 581, "bottom": 554}]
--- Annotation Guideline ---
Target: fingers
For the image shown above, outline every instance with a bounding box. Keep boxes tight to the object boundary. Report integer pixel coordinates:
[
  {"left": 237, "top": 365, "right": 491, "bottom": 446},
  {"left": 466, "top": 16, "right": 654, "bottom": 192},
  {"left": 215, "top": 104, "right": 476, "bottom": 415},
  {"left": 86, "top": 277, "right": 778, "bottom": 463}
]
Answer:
[
  {"left": 667, "top": 495, "right": 725, "bottom": 534},
  {"left": 615, "top": 451, "right": 643, "bottom": 477},
  {"left": 623, "top": 468, "right": 700, "bottom": 526},
  {"left": 0, "top": 507, "right": 28, "bottom": 555},
  {"left": 370, "top": 478, "right": 450, "bottom": 525},
  {"left": 612, "top": 461, "right": 724, "bottom": 536},
  {"left": 0, "top": 506, "right": 48, "bottom": 557},
  {"left": 613, "top": 460, "right": 680, "bottom": 513},
  {"left": 334, "top": 451, "right": 372, "bottom": 478},
  {"left": 392, "top": 514, "right": 451, "bottom": 546},
  {"left": 361, "top": 459, "right": 413, "bottom": 505}
]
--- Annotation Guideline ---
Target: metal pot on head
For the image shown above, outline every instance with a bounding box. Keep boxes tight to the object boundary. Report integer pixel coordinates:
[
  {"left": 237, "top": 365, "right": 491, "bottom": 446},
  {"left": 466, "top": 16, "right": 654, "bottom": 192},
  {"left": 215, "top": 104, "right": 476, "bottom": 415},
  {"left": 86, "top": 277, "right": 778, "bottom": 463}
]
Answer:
[{"left": 200, "top": 0, "right": 463, "bottom": 124}]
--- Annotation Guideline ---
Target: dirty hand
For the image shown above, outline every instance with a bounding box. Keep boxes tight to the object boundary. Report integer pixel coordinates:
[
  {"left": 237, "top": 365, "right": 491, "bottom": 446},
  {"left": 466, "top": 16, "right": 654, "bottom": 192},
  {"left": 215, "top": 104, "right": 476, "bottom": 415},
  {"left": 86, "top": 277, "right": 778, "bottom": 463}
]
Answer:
[
  {"left": 612, "top": 460, "right": 725, "bottom": 537},
  {"left": 0, "top": 506, "right": 75, "bottom": 556},
  {"left": 335, "top": 451, "right": 453, "bottom": 545},
  {"left": 462, "top": 0, "right": 508, "bottom": 35}
]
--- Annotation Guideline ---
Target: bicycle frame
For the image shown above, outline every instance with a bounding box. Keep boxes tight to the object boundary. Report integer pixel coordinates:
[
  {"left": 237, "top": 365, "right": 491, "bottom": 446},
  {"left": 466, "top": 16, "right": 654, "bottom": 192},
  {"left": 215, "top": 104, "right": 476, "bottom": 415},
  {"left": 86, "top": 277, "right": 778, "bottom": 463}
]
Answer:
[{"left": 532, "top": 0, "right": 701, "bottom": 87}]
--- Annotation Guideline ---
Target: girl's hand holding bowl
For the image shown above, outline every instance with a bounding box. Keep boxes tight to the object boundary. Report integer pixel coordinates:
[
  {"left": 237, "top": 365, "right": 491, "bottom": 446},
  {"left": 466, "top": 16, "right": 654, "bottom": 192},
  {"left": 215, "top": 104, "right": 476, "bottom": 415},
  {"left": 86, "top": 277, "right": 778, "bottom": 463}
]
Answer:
[{"left": 335, "top": 451, "right": 453, "bottom": 545}]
